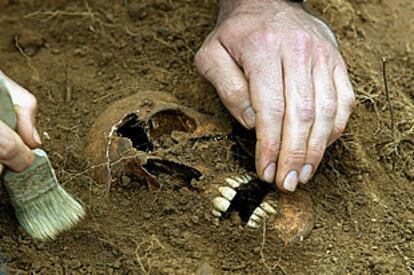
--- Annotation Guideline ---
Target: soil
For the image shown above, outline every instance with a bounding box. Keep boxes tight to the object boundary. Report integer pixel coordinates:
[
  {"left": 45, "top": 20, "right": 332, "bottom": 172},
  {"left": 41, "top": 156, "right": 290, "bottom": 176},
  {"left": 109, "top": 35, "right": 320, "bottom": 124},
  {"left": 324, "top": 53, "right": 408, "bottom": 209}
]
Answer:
[{"left": 0, "top": 0, "right": 413, "bottom": 274}]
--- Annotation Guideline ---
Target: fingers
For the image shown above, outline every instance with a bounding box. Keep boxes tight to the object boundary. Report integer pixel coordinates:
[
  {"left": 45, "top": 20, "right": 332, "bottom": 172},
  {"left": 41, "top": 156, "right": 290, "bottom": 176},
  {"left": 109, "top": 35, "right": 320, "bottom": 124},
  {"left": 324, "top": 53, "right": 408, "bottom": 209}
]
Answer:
[
  {"left": 0, "top": 120, "right": 34, "bottom": 172},
  {"left": 15, "top": 104, "right": 41, "bottom": 148},
  {"left": 195, "top": 41, "right": 255, "bottom": 129},
  {"left": 242, "top": 52, "right": 284, "bottom": 184},
  {"left": 300, "top": 53, "right": 337, "bottom": 184},
  {"left": 0, "top": 72, "right": 41, "bottom": 148},
  {"left": 276, "top": 36, "right": 314, "bottom": 192},
  {"left": 328, "top": 63, "right": 355, "bottom": 146}
]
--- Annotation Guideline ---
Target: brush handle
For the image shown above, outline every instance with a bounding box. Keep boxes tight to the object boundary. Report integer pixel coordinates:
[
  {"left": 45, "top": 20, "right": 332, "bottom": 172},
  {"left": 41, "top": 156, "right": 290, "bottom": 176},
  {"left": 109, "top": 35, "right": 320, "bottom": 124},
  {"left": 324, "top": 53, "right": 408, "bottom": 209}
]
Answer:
[{"left": 0, "top": 79, "right": 17, "bottom": 131}]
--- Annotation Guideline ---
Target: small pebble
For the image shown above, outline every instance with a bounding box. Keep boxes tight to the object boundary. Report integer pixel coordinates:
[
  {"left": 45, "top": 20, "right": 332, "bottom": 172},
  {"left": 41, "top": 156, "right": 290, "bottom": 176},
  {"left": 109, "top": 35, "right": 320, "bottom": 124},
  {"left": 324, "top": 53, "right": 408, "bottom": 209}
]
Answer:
[
  {"left": 191, "top": 215, "right": 200, "bottom": 224},
  {"left": 192, "top": 251, "right": 202, "bottom": 259},
  {"left": 51, "top": 49, "right": 61, "bottom": 55},
  {"left": 14, "top": 30, "right": 44, "bottom": 56}
]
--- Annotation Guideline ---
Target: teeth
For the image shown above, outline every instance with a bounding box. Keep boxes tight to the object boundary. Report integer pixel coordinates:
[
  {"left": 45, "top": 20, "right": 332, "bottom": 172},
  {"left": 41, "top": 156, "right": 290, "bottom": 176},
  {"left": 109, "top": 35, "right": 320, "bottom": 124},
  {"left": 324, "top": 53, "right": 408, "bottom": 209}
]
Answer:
[
  {"left": 234, "top": 176, "right": 248, "bottom": 184},
  {"left": 246, "top": 207, "right": 268, "bottom": 230},
  {"left": 260, "top": 202, "right": 276, "bottom": 214},
  {"left": 253, "top": 207, "right": 268, "bottom": 218},
  {"left": 246, "top": 220, "right": 260, "bottom": 229},
  {"left": 212, "top": 209, "right": 222, "bottom": 217},
  {"left": 246, "top": 198, "right": 279, "bottom": 230},
  {"left": 249, "top": 214, "right": 261, "bottom": 223},
  {"left": 224, "top": 174, "right": 253, "bottom": 190},
  {"left": 213, "top": 197, "right": 231, "bottom": 212},
  {"left": 225, "top": 178, "right": 240, "bottom": 189},
  {"left": 219, "top": 186, "right": 237, "bottom": 201},
  {"left": 242, "top": 174, "right": 252, "bottom": 182}
]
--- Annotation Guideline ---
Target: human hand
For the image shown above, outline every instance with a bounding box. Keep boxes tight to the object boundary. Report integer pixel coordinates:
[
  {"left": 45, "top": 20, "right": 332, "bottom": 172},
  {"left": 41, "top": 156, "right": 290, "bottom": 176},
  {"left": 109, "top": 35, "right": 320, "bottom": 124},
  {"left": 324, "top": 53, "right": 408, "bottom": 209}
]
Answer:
[
  {"left": 0, "top": 71, "right": 41, "bottom": 174},
  {"left": 195, "top": 0, "right": 355, "bottom": 191}
]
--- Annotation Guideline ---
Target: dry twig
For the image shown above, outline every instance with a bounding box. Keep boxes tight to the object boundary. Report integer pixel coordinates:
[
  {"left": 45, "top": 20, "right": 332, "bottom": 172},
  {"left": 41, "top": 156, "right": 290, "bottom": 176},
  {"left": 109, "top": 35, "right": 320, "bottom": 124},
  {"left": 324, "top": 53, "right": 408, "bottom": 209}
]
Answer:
[
  {"left": 382, "top": 57, "right": 396, "bottom": 140},
  {"left": 135, "top": 235, "right": 165, "bottom": 275},
  {"left": 259, "top": 219, "right": 285, "bottom": 274},
  {"left": 13, "top": 37, "right": 40, "bottom": 81}
]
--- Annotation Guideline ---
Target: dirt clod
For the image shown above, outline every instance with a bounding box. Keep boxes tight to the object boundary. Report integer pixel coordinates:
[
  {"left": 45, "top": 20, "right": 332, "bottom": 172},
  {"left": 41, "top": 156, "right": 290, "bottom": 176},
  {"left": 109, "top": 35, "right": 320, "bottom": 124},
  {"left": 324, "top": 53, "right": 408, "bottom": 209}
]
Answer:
[{"left": 14, "top": 30, "right": 44, "bottom": 57}]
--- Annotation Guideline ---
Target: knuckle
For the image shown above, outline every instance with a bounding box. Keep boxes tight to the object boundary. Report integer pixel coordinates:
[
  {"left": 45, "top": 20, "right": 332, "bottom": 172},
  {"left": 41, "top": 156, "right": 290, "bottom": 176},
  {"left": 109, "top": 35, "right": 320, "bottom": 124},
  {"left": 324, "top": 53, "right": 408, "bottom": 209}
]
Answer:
[
  {"left": 248, "top": 30, "right": 278, "bottom": 52},
  {"left": 286, "top": 148, "right": 307, "bottom": 162},
  {"left": 258, "top": 31, "right": 278, "bottom": 48},
  {"left": 267, "top": 96, "right": 285, "bottom": 118},
  {"left": 260, "top": 140, "right": 281, "bottom": 155},
  {"left": 308, "top": 143, "right": 326, "bottom": 157},
  {"left": 297, "top": 99, "right": 315, "bottom": 123},
  {"left": 219, "top": 20, "right": 238, "bottom": 36},
  {"left": 289, "top": 30, "right": 312, "bottom": 56},
  {"left": 194, "top": 47, "right": 210, "bottom": 73},
  {"left": 195, "top": 46, "right": 221, "bottom": 80},
  {"left": 220, "top": 83, "right": 246, "bottom": 104},
  {"left": 314, "top": 43, "right": 332, "bottom": 59},
  {"left": 0, "top": 140, "right": 19, "bottom": 161},
  {"left": 320, "top": 98, "right": 337, "bottom": 118}
]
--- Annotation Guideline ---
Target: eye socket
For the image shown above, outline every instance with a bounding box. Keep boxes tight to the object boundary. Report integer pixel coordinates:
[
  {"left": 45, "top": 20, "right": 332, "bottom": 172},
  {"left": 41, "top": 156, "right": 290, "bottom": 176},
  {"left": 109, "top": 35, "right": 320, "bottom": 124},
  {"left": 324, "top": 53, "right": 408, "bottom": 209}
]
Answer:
[
  {"left": 116, "top": 109, "right": 198, "bottom": 153},
  {"left": 149, "top": 109, "right": 197, "bottom": 139},
  {"left": 116, "top": 113, "right": 154, "bottom": 152}
]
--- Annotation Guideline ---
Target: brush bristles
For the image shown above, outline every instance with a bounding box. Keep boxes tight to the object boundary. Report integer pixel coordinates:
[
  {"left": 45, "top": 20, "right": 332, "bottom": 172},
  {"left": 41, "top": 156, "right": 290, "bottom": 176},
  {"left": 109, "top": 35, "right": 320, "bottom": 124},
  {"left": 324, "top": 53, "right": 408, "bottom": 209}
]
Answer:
[{"left": 14, "top": 184, "right": 85, "bottom": 240}]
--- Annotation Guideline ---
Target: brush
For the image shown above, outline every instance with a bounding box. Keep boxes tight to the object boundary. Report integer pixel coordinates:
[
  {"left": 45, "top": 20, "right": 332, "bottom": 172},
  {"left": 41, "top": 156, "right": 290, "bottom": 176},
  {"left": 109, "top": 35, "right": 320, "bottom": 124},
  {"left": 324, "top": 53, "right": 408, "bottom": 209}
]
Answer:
[{"left": 0, "top": 79, "right": 85, "bottom": 240}]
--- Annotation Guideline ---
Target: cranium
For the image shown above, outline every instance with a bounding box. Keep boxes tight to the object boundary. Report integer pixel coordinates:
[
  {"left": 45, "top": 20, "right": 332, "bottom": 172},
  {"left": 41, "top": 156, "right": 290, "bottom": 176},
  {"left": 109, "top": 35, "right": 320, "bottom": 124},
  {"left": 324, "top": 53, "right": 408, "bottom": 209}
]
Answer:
[{"left": 86, "top": 91, "right": 315, "bottom": 244}]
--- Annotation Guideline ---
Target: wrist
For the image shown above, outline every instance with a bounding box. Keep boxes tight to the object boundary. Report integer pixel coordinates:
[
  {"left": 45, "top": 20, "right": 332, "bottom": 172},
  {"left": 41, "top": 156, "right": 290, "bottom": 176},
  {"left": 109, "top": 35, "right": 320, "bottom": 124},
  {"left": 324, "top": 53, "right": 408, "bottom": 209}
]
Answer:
[{"left": 218, "top": 0, "right": 303, "bottom": 22}]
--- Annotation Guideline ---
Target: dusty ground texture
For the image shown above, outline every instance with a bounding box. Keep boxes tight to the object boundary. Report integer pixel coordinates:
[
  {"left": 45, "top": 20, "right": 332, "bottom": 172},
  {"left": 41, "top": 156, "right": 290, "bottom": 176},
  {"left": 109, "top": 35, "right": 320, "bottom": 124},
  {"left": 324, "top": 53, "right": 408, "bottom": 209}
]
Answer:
[{"left": 0, "top": 0, "right": 413, "bottom": 274}]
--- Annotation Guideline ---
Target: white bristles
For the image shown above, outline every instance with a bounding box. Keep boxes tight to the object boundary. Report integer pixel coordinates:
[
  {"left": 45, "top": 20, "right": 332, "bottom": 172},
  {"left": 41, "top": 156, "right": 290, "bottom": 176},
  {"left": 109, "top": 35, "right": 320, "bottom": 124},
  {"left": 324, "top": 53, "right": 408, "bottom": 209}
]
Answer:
[
  {"left": 3, "top": 149, "right": 85, "bottom": 240},
  {"left": 15, "top": 185, "right": 85, "bottom": 240}
]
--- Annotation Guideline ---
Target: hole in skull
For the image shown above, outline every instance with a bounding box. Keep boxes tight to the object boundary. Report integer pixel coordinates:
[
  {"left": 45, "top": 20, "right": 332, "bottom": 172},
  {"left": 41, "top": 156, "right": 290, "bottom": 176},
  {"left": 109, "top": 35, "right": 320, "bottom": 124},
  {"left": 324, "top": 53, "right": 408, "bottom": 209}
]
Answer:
[
  {"left": 149, "top": 110, "right": 197, "bottom": 140},
  {"left": 223, "top": 179, "right": 272, "bottom": 222},
  {"left": 143, "top": 159, "right": 202, "bottom": 190},
  {"left": 116, "top": 114, "right": 154, "bottom": 152}
]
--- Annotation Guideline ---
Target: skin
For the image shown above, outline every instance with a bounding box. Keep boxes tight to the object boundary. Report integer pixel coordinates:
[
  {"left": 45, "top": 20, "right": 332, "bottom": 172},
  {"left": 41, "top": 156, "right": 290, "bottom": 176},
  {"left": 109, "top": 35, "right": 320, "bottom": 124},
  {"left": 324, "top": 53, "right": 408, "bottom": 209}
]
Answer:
[
  {"left": 195, "top": 0, "right": 355, "bottom": 192},
  {"left": 0, "top": 71, "right": 40, "bottom": 174}
]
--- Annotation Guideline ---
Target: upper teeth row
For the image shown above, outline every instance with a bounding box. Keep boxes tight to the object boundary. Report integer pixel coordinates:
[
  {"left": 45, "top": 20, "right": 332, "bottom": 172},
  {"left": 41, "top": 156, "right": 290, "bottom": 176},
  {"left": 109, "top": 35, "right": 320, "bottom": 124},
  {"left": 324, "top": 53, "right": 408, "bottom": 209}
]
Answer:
[
  {"left": 225, "top": 174, "right": 252, "bottom": 189},
  {"left": 211, "top": 174, "right": 253, "bottom": 220}
]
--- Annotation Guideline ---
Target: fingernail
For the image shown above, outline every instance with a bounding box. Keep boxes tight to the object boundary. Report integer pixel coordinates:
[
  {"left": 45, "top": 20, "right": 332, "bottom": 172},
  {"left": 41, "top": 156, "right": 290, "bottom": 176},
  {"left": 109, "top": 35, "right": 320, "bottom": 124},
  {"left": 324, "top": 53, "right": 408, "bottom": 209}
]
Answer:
[
  {"left": 283, "top": 170, "right": 298, "bottom": 192},
  {"left": 33, "top": 128, "right": 42, "bottom": 145},
  {"left": 242, "top": 106, "right": 256, "bottom": 129},
  {"left": 263, "top": 162, "right": 276, "bottom": 183},
  {"left": 299, "top": 164, "right": 313, "bottom": 184}
]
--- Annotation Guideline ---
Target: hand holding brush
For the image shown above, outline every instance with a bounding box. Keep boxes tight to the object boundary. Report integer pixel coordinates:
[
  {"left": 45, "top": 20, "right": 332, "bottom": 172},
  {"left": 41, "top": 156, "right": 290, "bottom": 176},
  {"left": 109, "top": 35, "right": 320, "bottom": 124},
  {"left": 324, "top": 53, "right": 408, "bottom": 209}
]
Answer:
[{"left": 0, "top": 78, "right": 85, "bottom": 240}]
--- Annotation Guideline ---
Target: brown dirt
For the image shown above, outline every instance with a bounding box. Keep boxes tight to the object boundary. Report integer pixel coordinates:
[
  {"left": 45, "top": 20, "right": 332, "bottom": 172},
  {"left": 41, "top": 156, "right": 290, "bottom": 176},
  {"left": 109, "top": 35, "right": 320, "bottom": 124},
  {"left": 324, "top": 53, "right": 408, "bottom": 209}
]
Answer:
[{"left": 0, "top": 0, "right": 413, "bottom": 273}]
